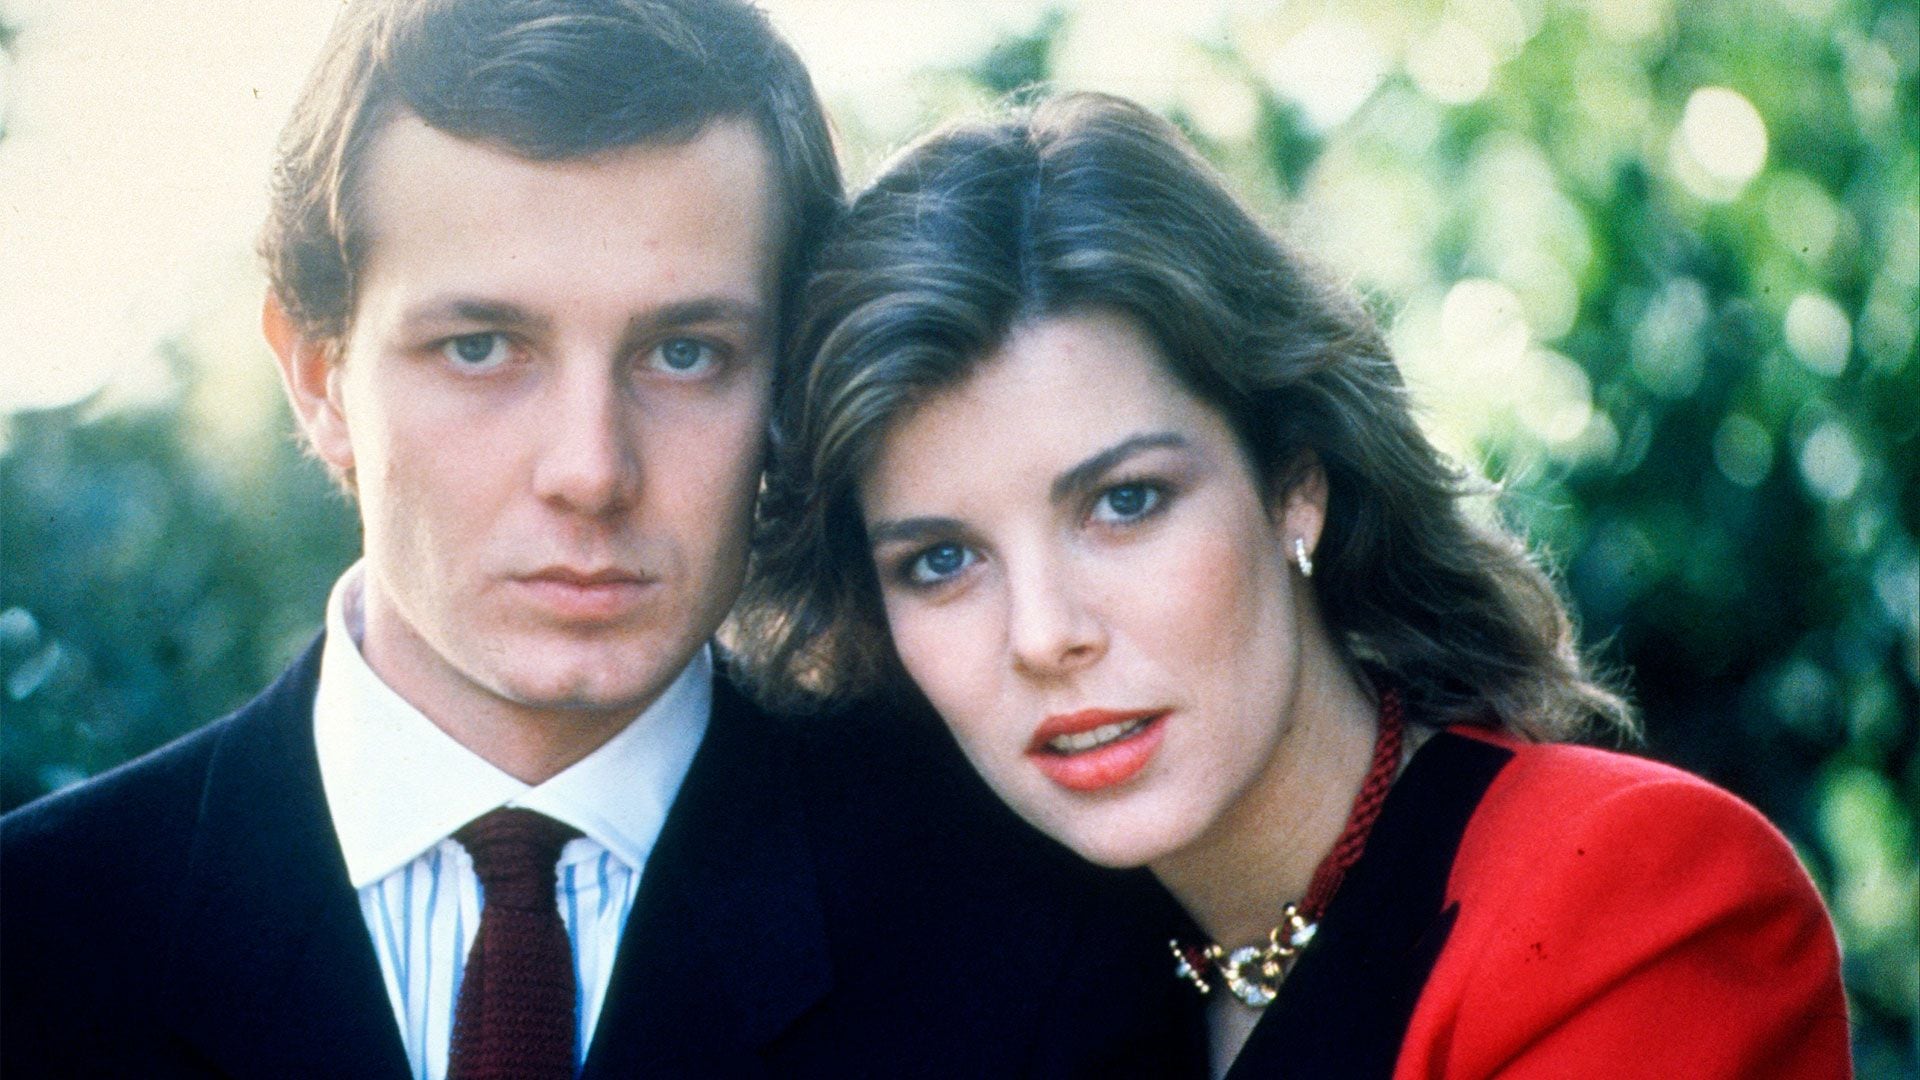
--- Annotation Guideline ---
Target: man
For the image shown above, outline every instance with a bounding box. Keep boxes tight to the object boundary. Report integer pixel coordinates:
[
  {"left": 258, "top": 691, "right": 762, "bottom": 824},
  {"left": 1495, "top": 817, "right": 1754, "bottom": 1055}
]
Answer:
[{"left": 0, "top": 2, "right": 1199, "bottom": 1076}]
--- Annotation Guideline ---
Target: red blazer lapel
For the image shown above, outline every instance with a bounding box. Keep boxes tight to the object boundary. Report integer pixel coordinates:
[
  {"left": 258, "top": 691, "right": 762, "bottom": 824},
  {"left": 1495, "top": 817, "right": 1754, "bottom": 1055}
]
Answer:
[{"left": 1226, "top": 733, "right": 1512, "bottom": 1080}]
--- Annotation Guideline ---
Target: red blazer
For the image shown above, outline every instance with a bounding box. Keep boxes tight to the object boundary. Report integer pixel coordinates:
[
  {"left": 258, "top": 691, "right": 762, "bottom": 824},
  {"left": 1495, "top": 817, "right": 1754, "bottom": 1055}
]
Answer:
[
  {"left": 1220, "top": 728, "right": 1850, "bottom": 1079},
  {"left": 1395, "top": 728, "right": 1850, "bottom": 1079}
]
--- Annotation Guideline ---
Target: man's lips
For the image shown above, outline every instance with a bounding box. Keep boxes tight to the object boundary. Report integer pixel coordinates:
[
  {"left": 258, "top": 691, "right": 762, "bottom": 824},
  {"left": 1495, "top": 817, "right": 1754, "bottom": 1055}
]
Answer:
[
  {"left": 1026, "top": 708, "right": 1169, "bottom": 792},
  {"left": 523, "top": 566, "right": 651, "bottom": 586},
  {"left": 511, "top": 566, "right": 655, "bottom": 620}
]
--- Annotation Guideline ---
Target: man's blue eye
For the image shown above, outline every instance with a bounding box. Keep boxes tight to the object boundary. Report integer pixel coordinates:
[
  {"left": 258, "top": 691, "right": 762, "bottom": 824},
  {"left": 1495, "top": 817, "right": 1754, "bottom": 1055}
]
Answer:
[
  {"left": 656, "top": 338, "right": 713, "bottom": 373},
  {"left": 444, "top": 333, "right": 506, "bottom": 368},
  {"left": 909, "top": 542, "right": 974, "bottom": 584}
]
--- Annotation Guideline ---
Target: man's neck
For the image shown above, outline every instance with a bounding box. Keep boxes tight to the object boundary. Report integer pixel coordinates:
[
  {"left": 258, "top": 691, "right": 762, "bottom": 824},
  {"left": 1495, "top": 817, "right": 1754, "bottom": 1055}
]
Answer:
[{"left": 403, "top": 698, "right": 640, "bottom": 785}]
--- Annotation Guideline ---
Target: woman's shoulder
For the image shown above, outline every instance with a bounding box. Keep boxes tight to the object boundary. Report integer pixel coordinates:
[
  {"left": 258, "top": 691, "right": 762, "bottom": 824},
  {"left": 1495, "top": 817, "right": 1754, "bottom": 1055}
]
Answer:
[
  {"left": 1394, "top": 727, "right": 1850, "bottom": 1079},
  {"left": 1439, "top": 725, "right": 1811, "bottom": 902},
  {"left": 1447, "top": 722, "right": 1714, "bottom": 785}
]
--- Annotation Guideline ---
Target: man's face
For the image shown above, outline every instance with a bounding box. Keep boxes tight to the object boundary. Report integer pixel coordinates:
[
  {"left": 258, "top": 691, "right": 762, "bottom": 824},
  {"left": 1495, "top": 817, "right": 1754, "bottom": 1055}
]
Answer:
[{"left": 283, "top": 114, "right": 779, "bottom": 744}]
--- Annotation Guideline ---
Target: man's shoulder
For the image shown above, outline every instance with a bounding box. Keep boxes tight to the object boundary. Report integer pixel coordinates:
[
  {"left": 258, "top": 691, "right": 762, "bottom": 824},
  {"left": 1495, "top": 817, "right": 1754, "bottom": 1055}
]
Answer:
[
  {"left": 766, "top": 686, "right": 1181, "bottom": 921},
  {"left": 5, "top": 638, "right": 316, "bottom": 841},
  {"left": 2, "top": 641, "right": 321, "bottom": 916},
  {"left": 1, "top": 644, "right": 332, "bottom": 1077},
  {"left": 0, "top": 712, "right": 229, "bottom": 1033},
  {"left": 1, "top": 712, "right": 226, "bottom": 866}
]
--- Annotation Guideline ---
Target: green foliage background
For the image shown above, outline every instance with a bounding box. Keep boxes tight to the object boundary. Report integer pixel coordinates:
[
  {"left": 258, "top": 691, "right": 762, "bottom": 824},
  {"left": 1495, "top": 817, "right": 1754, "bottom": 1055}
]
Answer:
[{"left": 1, "top": 0, "right": 1913, "bottom": 1070}]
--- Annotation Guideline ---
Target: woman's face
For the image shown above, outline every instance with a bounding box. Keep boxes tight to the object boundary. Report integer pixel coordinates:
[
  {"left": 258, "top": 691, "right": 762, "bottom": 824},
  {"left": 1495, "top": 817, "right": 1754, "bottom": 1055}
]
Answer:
[{"left": 859, "top": 309, "right": 1325, "bottom": 868}]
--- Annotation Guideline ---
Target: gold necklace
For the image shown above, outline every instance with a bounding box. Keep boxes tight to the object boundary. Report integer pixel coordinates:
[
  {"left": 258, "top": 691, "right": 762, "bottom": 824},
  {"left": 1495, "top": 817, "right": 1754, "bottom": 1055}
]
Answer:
[
  {"left": 1170, "top": 903, "right": 1316, "bottom": 1007},
  {"left": 1167, "top": 689, "right": 1406, "bottom": 1008}
]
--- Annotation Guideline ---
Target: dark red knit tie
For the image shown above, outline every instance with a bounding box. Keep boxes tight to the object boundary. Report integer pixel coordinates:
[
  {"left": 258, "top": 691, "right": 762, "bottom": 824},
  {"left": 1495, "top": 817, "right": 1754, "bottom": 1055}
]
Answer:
[{"left": 448, "top": 808, "right": 583, "bottom": 1080}]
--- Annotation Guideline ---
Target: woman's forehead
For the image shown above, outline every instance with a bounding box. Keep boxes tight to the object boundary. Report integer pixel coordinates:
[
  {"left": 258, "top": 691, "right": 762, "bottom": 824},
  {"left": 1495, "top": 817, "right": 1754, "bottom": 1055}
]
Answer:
[{"left": 858, "top": 311, "right": 1235, "bottom": 509}]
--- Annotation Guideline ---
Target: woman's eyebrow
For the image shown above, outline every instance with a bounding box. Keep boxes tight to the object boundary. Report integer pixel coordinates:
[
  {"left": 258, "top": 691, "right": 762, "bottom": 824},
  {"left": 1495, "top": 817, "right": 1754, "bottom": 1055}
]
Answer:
[
  {"left": 866, "top": 432, "right": 1189, "bottom": 550},
  {"left": 1049, "top": 431, "right": 1189, "bottom": 505}
]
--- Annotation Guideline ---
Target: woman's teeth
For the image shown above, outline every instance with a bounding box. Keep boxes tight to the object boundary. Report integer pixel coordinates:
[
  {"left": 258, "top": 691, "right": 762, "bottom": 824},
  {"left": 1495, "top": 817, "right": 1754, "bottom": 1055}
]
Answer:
[{"left": 1047, "top": 716, "right": 1151, "bottom": 755}]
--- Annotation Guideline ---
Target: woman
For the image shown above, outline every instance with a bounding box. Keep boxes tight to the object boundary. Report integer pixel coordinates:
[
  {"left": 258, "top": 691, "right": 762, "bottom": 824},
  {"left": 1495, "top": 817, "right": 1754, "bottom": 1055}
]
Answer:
[{"left": 736, "top": 93, "right": 1850, "bottom": 1078}]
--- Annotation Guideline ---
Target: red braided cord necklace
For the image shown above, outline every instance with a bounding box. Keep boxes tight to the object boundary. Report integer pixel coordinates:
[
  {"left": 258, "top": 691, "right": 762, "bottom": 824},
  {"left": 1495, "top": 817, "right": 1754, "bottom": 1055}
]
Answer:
[{"left": 1171, "top": 688, "right": 1405, "bottom": 1007}]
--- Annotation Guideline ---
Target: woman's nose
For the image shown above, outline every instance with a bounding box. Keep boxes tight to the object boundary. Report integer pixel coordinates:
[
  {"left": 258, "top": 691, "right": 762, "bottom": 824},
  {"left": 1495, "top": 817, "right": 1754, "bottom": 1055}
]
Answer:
[{"left": 1005, "top": 554, "right": 1107, "bottom": 679}]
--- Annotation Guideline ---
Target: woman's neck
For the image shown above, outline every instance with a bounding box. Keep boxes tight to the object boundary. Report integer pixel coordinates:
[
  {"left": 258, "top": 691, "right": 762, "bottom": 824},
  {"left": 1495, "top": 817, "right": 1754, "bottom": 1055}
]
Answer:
[{"left": 1149, "top": 647, "right": 1380, "bottom": 948}]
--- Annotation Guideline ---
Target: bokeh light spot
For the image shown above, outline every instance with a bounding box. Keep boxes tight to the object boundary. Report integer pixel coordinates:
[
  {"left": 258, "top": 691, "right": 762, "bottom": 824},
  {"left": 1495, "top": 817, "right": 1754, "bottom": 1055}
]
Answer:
[
  {"left": 1516, "top": 349, "right": 1596, "bottom": 445},
  {"left": 1263, "top": 17, "right": 1388, "bottom": 130},
  {"left": 1630, "top": 277, "right": 1709, "bottom": 396},
  {"left": 1408, "top": 19, "right": 1494, "bottom": 105},
  {"left": 1761, "top": 172, "right": 1843, "bottom": 267},
  {"left": 1784, "top": 292, "right": 1853, "bottom": 376},
  {"left": 1798, "top": 420, "right": 1864, "bottom": 501},
  {"left": 1440, "top": 278, "right": 1531, "bottom": 374},
  {"left": 1589, "top": 0, "right": 1671, "bottom": 41},
  {"left": 1673, "top": 86, "right": 1769, "bottom": 198}
]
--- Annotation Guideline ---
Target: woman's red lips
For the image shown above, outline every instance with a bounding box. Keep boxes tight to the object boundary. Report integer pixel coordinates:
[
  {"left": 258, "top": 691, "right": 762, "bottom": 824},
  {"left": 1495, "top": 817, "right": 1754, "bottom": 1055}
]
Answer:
[{"left": 1027, "top": 709, "right": 1169, "bottom": 792}]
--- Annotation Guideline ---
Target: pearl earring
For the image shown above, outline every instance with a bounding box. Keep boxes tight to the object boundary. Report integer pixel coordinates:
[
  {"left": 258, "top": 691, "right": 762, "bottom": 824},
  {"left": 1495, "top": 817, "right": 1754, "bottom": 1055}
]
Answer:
[{"left": 1293, "top": 537, "right": 1314, "bottom": 578}]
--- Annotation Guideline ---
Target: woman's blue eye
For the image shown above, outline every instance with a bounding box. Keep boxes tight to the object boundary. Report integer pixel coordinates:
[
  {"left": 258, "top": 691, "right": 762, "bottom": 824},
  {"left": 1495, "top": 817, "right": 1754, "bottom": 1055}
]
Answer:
[
  {"left": 908, "top": 542, "right": 975, "bottom": 585},
  {"left": 1094, "top": 482, "right": 1160, "bottom": 523},
  {"left": 654, "top": 337, "right": 716, "bottom": 374},
  {"left": 444, "top": 333, "right": 507, "bottom": 369}
]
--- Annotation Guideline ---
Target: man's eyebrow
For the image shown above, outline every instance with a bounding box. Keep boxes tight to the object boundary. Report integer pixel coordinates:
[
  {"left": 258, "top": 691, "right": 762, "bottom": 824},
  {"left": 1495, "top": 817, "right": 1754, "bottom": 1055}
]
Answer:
[
  {"left": 633, "top": 297, "right": 771, "bottom": 334},
  {"left": 866, "top": 516, "right": 965, "bottom": 551},
  {"left": 617, "top": 297, "right": 775, "bottom": 362},
  {"left": 400, "top": 298, "right": 551, "bottom": 335},
  {"left": 397, "top": 296, "right": 769, "bottom": 338},
  {"left": 1049, "top": 431, "right": 1190, "bottom": 505}
]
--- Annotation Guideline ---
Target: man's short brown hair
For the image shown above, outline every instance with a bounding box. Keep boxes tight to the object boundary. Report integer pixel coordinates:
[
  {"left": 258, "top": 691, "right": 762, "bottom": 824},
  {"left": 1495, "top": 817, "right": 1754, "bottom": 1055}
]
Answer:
[{"left": 260, "top": 0, "right": 842, "bottom": 353}]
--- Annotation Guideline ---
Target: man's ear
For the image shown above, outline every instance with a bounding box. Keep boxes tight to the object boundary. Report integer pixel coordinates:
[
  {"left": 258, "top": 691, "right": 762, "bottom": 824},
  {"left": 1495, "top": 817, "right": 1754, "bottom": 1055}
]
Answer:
[
  {"left": 263, "top": 293, "right": 354, "bottom": 479},
  {"left": 1270, "top": 451, "right": 1328, "bottom": 559}
]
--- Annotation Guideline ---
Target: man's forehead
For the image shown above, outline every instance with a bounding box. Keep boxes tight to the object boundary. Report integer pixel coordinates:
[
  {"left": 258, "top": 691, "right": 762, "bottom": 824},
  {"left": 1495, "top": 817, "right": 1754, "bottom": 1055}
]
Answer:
[
  {"left": 346, "top": 113, "right": 784, "bottom": 318},
  {"left": 356, "top": 111, "right": 781, "bottom": 229},
  {"left": 353, "top": 113, "right": 779, "bottom": 267}
]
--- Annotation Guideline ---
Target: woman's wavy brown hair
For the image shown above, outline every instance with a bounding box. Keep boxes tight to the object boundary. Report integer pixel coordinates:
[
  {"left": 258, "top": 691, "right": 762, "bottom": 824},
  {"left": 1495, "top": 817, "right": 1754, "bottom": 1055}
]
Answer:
[{"left": 732, "top": 92, "right": 1631, "bottom": 741}]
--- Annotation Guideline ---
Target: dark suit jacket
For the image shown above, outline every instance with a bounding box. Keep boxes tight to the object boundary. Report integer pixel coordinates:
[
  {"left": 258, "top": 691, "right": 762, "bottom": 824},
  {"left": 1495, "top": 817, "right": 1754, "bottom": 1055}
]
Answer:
[
  {"left": 2, "top": 639, "right": 1204, "bottom": 1078},
  {"left": 1222, "top": 729, "right": 1850, "bottom": 1079}
]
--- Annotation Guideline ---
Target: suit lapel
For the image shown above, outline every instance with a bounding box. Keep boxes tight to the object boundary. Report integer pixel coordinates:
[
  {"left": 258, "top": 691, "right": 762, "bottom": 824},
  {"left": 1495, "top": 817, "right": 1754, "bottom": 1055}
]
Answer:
[
  {"left": 165, "top": 640, "right": 412, "bottom": 1079},
  {"left": 1227, "top": 731, "right": 1513, "bottom": 1080},
  {"left": 157, "top": 646, "right": 830, "bottom": 1078},
  {"left": 581, "top": 678, "right": 831, "bottom": 1078}
]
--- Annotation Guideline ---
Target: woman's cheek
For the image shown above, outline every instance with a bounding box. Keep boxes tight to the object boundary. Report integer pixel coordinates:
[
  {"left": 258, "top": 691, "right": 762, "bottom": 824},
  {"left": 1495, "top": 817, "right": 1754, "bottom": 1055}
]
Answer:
[
  {"left": 888, "top": 598, "right": 986, "bottom": 725},
  {"left": 891, "top": 600, "right": 1019, "bottom": 785},
  {"left": 1147, "top": 526, "right": 1279, "bottom": 661}
]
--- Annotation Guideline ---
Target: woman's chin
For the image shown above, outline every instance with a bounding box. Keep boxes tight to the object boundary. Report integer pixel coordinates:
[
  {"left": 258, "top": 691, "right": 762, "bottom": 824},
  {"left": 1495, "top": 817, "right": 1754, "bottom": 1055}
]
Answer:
[{"left": 1029, "top": 805, "right": 1202, "bottom": 871}]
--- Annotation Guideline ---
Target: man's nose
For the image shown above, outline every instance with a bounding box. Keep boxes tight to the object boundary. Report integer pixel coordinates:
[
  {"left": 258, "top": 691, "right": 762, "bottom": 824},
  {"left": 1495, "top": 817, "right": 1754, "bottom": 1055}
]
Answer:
[
  {"left": 531, "top": 363, "right": 641, "bottom": 515},
  {"left": 1006, "top": 552, "right": 1107, "bottom": 679}
]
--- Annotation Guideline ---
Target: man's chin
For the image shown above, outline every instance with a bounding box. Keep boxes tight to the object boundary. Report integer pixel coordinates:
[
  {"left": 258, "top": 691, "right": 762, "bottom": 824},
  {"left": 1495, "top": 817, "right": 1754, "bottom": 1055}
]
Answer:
[
  {"left": 486, "top": 653, "right": 686, "bottom": 719},
  {"left": 495, "top": 677, "right": 664, "bottom": 718},
  {"left": 464, "top": 621, "right": 712, "bottom": 719}
]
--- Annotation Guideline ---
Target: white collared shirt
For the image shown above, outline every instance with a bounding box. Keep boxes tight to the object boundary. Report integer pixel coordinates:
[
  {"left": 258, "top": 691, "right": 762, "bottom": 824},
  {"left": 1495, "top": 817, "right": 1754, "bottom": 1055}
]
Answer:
[{"left": 314, "top": 563, "right": 708, "bottom": 1080}]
